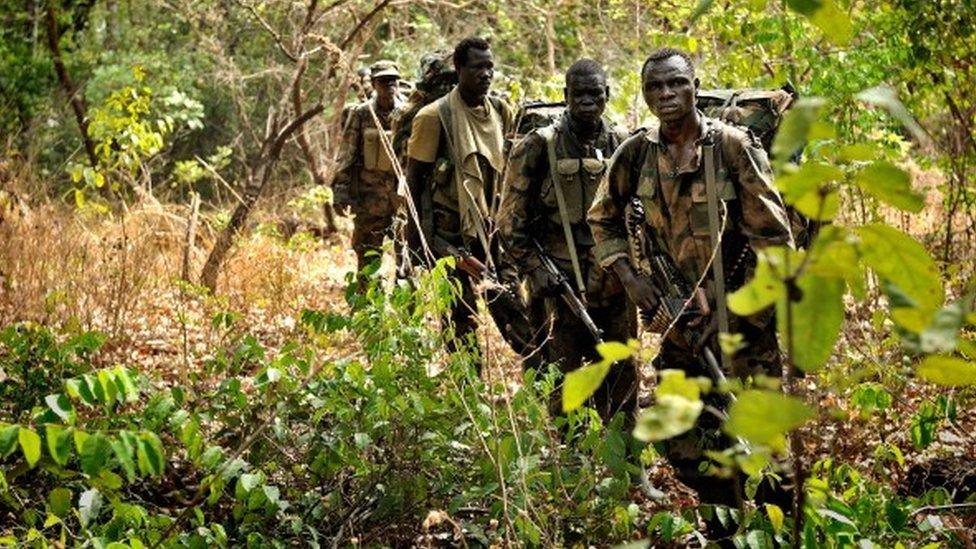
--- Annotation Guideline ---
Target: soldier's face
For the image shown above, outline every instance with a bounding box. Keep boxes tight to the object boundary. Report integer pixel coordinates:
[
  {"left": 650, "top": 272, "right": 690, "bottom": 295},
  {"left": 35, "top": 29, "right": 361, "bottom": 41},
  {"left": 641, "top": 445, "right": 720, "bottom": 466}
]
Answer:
[
  {"left": 457, "top": 48, "right": 494, "bottom": 98},
  {"left": 642, "top": 56, "right": 698, "bottom": 123},
  {"left": 372, "top": 76, "right": 399, "bottom": 101},
  {"left": 565, "top": 73, "right": 608, "bottom": 126}
]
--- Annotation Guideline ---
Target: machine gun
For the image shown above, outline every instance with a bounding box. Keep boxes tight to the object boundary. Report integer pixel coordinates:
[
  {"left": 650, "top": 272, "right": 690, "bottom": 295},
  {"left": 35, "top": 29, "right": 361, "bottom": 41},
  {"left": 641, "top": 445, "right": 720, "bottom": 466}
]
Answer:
[
  {"left": 624, "top": 198, "right": 729, "bottom": 390},
  {"left": 531, "top": 238, "right": 603, "bottom": 343}
]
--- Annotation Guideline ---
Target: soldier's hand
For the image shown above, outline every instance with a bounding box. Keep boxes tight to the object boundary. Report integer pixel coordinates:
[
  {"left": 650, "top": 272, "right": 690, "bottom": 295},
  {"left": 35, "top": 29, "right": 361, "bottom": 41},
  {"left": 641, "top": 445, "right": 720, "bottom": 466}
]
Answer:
[
  {"left": 529, "top": 266, "right": 561, "bottom": 296},
  {"left": 625, "top": 274, "right": 660, "bottom": 312}
]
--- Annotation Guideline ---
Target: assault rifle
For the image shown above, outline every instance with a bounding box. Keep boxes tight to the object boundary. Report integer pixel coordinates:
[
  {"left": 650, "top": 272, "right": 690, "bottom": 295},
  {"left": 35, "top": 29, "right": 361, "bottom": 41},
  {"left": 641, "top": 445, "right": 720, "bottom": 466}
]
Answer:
[
  {"left": 531, "top": 238, "right": 603, "bottom": 343},
  {"left": 623, "top": 198, "right": 729, "bottom": 391}
]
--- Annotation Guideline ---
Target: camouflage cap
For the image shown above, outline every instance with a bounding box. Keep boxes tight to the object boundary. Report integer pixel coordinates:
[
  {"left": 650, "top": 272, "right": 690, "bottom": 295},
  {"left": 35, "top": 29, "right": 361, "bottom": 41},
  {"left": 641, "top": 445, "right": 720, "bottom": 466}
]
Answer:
[
  {"left": 370, "top": 60, "right": 400, "bottom": 79},
  {"left": 419, "top": 50, "right": 455, "bottom": 83}
]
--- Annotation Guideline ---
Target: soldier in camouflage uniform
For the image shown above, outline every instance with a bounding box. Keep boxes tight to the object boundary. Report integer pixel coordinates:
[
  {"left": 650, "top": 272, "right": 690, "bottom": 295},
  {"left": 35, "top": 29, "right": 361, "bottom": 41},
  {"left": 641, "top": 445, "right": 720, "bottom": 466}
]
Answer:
[
  {"left": 587, "top": 48, "right": 794, "bottom": 510},
  {"left": 497, "top": 59, "right": 637, "bottom": 424},
  {"left": 332, "top": 60, "right": 406, "bottom": 274},
  {"left": 405, "top": 37, "right": 537, "bottom": 369}
]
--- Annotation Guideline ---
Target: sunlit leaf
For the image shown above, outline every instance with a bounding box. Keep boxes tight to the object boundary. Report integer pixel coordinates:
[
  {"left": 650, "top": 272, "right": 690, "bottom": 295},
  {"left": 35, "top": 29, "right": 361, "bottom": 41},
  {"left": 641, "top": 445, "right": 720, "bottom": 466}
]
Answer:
[
  {"left": 656, "top": 369, "right": 703, "bottom": 400},
  {"left": 778, "top": 273, "right": 844, "bottom": 371},
  {"left": 48, "top": 487, "right": 72, "bottom": 518},
  {"left": 562, "top": 360, "right": 611, "bottom": 412},
  {"left": 45, "top": 394, "right": 75, "bottom": 424},
  {"left": 857, "top": 224, "right": 942, "bottom": 307},
  {"left": 724, "top": 390, "right": 814, "bottom": 451},
  {"left": 854, "top": 161, "right": 924, "bottom": 212},
  {"left": 596, "top": 341, "right": 633, "bottom": 362},
  {"left": 916, "top": 355, "right": 976, "bottom": 387},
  {"left": 766, "top": 504, "right": 785, "bottom": 534},
  {"left": 728, "top": 253, "right": 785, "bottom": 316},
  {"left": 19, "top": 427, "right": 41, "bottom": 468},
  {"left": 45, "top": 424, "right": 72, "bottom": 467},
  {"left": 633, "top": 395, "right": 703, "bottom": 442},
  {"left": 772, "top": 98, "right": 824, "bottom": 161},
  {"left": 79, "top": 488, "right": 102, "bottom": 528},
  {"left": 0, "top": 425, "right": 18, "bottom": 457},
  {"left": 80, "top": 434, "right": 111, "bottom": 476}
]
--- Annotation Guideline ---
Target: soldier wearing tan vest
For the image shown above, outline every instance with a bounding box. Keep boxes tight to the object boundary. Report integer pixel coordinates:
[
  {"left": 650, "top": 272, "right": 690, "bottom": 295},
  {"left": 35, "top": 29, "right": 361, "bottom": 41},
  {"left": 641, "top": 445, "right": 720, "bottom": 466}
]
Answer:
[{"left": 333, "top": 60, "right": 405, "bottom": 274}]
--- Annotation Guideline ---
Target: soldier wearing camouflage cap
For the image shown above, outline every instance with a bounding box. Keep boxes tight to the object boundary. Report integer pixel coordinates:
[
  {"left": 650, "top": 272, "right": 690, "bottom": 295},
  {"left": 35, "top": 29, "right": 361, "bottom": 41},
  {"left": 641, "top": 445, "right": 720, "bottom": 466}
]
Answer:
[{"left": 331, "top": 60, "right": 406, "bottom": 276}]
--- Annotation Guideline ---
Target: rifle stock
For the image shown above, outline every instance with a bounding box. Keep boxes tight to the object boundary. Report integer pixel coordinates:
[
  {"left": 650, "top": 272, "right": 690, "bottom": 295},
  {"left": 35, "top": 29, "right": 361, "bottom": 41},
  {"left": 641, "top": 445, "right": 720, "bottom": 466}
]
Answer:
[{"left": 531, "top": 238, "right": 603, "bottom": 343}]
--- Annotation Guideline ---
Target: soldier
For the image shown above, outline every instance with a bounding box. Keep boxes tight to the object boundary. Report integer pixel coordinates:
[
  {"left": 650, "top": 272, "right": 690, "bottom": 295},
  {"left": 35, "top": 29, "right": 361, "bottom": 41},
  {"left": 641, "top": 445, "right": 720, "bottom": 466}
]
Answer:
[
  {"left": 390, "top": 51, "right": 457, "bottom": 277},
  {"left": 332, "top": 60, "right": 406, "bottom": 275},
  {"left": 586, "top": 48, "right": 794, "bottom": 520},
  {"left": 497, "top": 58, "right": 637, "bottom": 425},
  {"left": 405, "top": 37, "right": 536, "bottom": 367}
]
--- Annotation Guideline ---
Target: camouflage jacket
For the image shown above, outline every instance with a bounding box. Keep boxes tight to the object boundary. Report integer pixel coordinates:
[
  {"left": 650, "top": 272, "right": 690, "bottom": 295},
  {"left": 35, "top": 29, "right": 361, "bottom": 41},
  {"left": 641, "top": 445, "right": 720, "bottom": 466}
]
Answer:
[
  {"left": 332, "top": 95, "right": 404, "bottom": 207},
  {"left": 587, "top": 114, "right": 793, "bottom": 308},
  {"left": 498, "top": 112, "right": 627, "bottom": 302}
]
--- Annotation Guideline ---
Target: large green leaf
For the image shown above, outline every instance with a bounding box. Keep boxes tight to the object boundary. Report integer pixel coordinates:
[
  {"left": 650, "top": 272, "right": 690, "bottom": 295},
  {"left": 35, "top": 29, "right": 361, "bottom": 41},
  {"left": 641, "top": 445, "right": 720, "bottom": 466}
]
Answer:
[
  {"left": 48, "top": 488, "right": 72, "bottom": 518},
  {"left": 633, "top": 395, "right": 703, "bottom": 442},
  {"left": 45, "top": 424, "right": 72, "bottom": 467},
  {"left": 595, "top": 341, "right": 633, "bottom": 362},
  {"left": 776, "top": 162, "right": 842, "bottom": 221},
  {"left": 857, "top": 224, "right": 942, "bottom": 307},
  {"left": 807, "top": 0, "right": 853, "bottom": 45},
  {"left": 772, "top": 99, "right": 824, "bottom": 161},
  {"left": 728, "top": 252, "right": 786, "bottom": 316},
  {"left": 854, "top": 161, "right": 924, "bottom": 212},
  {"left": 137, "top": 432, "right": 165, "bottom": 476},
  {"left": 111, "top": 431, "right": 137, "bottom": 482},
  {"left": 724, "top": 390, "right": 814, "bottom": 451},
  {"left": 45, "top": 394, "right": 75, "bottom": 425},
  {"left": 656, "top": 369, "right": 704, "bottom": 400},
  {"left": 18, "top": 427, "right": 41, "bottom": 468},
  {"left": 562, "top": 360, "right": 611, "bottom": 413},
  {"left": 777, "top": 273, "right": 845, "bottom": 371},
  {"left": 80, "top": 433, "right": 111, "bottom": 476},
  {"left": 0, "top": 424, "right": 18, "bottom": 457},
  {"left": 916, "top": 356, "right": 976, "bottom": 387}
]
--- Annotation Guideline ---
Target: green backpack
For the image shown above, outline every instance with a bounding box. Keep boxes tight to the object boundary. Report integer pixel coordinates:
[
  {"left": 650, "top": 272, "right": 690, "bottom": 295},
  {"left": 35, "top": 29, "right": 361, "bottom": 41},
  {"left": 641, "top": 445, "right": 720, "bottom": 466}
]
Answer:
[{"left": 696, "top": 84, "right": 815, "bottom": 247}]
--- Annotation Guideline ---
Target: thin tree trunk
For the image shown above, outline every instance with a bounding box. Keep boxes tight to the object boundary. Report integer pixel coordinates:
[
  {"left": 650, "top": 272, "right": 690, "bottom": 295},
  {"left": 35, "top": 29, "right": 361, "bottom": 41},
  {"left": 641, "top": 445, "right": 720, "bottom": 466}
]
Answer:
[{"left": 45, "top": 4, "right": 99, "bottom": 170}]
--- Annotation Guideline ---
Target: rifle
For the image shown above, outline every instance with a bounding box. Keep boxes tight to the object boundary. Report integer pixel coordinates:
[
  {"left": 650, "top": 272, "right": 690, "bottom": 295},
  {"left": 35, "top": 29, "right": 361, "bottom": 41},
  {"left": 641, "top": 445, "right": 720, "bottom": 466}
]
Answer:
[
  {"left": 530, "top": 238, "right": 603, "bottom": 343},
  {"left": 623, "top": 197, "right": 729, "bottom": 392}
]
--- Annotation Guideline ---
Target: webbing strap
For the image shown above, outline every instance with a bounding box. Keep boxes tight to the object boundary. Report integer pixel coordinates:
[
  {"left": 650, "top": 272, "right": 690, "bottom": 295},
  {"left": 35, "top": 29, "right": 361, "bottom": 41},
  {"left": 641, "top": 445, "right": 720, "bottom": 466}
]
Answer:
[
  {"left": 543, "top": 127, "right": 586, "bottom": 298},
  {"left": 703, "top": 135, "right": 730, "bottom": 370}
]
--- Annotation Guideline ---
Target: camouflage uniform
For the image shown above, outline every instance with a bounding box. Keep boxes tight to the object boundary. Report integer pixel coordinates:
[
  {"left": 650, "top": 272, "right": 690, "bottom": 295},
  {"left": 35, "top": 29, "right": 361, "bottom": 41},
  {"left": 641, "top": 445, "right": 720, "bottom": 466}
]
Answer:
[
  {"left": 332, "top": 61, "right": 405, "bottom": 272},
  {"left": 407, "top": 88, "right": 538, "bottom": 366},
  {"left": 587, "top": 113, "right": 794, "bottom": 505},
  {"left": 497, "top": 112, "right": 637, "bottom": 423}
]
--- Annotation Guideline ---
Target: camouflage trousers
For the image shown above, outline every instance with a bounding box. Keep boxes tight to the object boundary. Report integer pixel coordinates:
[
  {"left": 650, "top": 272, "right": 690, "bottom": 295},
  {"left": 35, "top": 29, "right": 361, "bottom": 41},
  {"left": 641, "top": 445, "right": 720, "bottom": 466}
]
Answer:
[
  {"left": 653, "top": 318, "right": 787, "bottom": 507},
  {"left": 530, "top": 294, "right": 638, "bottom": 428},
  {"left": 350, "top": 194, "right": 399, "bottom": 272}
]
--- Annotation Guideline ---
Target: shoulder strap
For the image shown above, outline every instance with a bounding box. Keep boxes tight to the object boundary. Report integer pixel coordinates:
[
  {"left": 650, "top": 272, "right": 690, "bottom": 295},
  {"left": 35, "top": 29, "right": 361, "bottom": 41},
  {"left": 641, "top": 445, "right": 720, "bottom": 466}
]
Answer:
[
  {"left": 542, "top": 125, "right": 586, "bottom": 298},
  {"left": 703, "top": 126, "right": 730, "bottom": 371}
]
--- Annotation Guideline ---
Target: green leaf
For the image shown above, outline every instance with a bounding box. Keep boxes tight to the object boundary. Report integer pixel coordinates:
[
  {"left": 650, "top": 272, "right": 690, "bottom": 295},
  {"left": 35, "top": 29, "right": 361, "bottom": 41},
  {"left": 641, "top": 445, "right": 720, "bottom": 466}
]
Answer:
[
  {"left": 19, "top": 427, "right": 42, "bottom": 468},
  {"left": 772, "top": 98, "right": 823, "bottom": 161},
  {"left": 78, "top": 488, "right": 102, "bottom": 528},
  {"left": 724, "top": 390, "right": 814, "bottom": 451},
  {"left": 776, "top": 162, "right": 842, "bottom": 221},
  {"left": 97, "top": 369, "right": 119, "bottom": 407},
  {"left": 45, "top": 394, "right": 75, "bottom": 424},
  {"left": 765, "top": 503, "right": 785, "bottom": 534},
  {"left": 562, "top": 360, "right": 611, "bottom": 412},
  {"left": 596, "top": 341, "right": 633, "bottom": 362},
  {"left": 111, "top": 431, "right": 137, "bottom": 482},
  {"left": 136, "top": 432, "right": 165, "bottom": 476},
  {"left": 656, "top": 369, "right": 704, "bottom": 400},
  {"left": 48, "top": 488, "right": 72, "bottom": 518},
  {"left": 728, "top": 253, "right": 785, "bottom": 316},
  {"left": 80, "top": 433, "right": 111, "bottom": 476},
  {"left": 778, "top": 273, "right": 844, "bottom": 371},
  {"left": 858, "top": 224, "right": 943, "bottom": 307},
  {"left": 45, "top": 424, "right": 72, "bottom": 466},
  {"left": 632, "top": 395, "right": 703, "bottom": 442},
  {"left": 854, "top": 161, "right": 924, "bottom": 212},
  {"left": 112, "top": 366, "right": 139, "bottom": 402},
  {"left": 0, "top": 425, "right": 19, "bottom": 457},
  {"left": 806, "top": 0, "right": 853, "bottom": 45},
  {"left": 916, "top": 356, "right": 976, "bottom": 387}
]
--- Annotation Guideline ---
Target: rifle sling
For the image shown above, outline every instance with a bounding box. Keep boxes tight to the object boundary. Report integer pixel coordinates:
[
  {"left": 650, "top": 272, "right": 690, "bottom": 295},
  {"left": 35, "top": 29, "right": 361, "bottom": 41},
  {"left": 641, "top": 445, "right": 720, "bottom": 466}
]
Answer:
[
  {"left": 703, "top": 134, "right": 730, "bottom": 371},
  {"left": 543, "top": 126, "right": 587, "bottom": 298}
]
